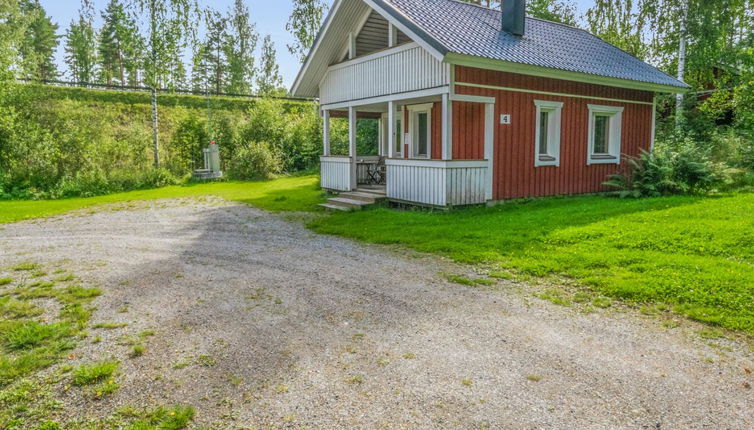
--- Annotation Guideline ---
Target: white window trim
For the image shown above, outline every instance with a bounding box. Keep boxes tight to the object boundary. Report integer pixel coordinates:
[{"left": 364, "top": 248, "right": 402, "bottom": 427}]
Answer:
[
  {"left": 395, "top": 108, "right": 404, "bottom": 157},
  {"left": 534, "top": 100, "right": 564, "bottom": 167},
  {"left": 407, "top": 103, "right": 433, "bottom": 159},
  {"left": 587, "top": 104, "right": 624, "bottom": 165}
]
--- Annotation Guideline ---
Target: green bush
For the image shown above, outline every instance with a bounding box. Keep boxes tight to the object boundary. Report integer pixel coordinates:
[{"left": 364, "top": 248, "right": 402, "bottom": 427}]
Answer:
[
  {"left": 226, "top": 141, "right": 282, "bottom": 180},
  {"left": 605, "top": 138, "right": 722, "bottom": 197},
  {"left": 0, "top": 84, "right": 321, "bottom": 199}
]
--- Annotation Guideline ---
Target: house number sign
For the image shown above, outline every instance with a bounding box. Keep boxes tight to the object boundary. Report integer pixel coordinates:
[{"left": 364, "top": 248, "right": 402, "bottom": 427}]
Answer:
[{"left": 500, "top": 114, "right": 511, "bottom": 124}]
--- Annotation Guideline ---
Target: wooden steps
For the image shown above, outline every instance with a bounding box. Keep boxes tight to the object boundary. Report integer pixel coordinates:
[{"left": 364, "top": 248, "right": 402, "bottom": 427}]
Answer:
[{"left": 319, "top": 188, "right": 387, "bottom": 212}]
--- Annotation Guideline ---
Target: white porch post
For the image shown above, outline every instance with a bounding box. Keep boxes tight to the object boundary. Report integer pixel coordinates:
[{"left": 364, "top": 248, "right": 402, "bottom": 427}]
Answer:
[
  {"left": 322, "top": 110, "right": 331, "bottom": 156},
  {"left": 388, "top": 23, "right": 397, "bottom": 47},
  {"left": 441, "top": 93, "right": 452, "bottom": 160},
  {"left": 348, "top": 32, "right": 356, "bottom": 60},
  {"left": 348, "top": 106, "right": 357, "bottom": 190},
  {"left": 387, "top": 101, "right": 396, "bottom": 158},
  {"left": 484, "top": 102, "right": 495, "bottom": 201}
]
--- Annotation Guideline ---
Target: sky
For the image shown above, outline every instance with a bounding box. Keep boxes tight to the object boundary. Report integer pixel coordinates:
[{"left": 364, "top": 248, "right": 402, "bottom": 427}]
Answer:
[{"left": 40, "top": 0, "right": 595, "bottom": 90}]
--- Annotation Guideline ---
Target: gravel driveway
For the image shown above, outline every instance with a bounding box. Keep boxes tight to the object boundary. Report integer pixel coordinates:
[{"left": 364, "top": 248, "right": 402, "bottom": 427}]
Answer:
[{"left": 0, "top": 197, "right": 752, "bottom": 429}]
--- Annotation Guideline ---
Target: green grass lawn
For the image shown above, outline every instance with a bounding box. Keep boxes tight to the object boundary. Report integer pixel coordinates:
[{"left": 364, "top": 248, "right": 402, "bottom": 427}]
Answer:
[
  {"left": 0, "top": 175, "right": 325, "bottom": 224},
  {"left": 3, "top": 176, "right": 754, "bottom": 335},
  {"left": 308, "top": 193, "right": 754, "bottom": 334}
]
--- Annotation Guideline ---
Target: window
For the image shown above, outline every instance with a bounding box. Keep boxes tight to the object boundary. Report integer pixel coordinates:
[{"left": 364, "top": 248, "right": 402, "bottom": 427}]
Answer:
[
  {"left": 407, "top": 103, "right": 433, "bottom": 159},
  {"left": 534, "top": 100, "right": 563, "bottom": 167},
  {"left": 587, "top": 104, "right": 624, "bottom": 164},
  {"left": 395, "top": 118, "right": 402, "bottom": 155}
]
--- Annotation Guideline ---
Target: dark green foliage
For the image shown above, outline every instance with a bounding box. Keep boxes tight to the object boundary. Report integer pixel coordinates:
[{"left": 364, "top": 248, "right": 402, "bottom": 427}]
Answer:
[
  {"left": 605, "top": 139, "right": 721, "bottom": 197},
  {"left": 0, "top": 84, "right": 320, "bottom": 199},
  {"left": 226, "top": 142, "right": 282, "bottom": 180}
]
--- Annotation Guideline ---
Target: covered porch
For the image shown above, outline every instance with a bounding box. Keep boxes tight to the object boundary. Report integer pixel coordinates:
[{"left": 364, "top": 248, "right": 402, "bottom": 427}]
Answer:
[{"left": 320, "top": 90, "right": 496, "bottom": 207}]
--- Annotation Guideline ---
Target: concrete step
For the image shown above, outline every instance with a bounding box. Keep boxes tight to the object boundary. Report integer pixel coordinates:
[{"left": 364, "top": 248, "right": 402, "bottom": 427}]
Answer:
[
  {"left": 339, "top": 192, "right": 381, "bottom": 203},
  {"left": 319, "top": 203, "right": 352, "bottom": 212},
  {"left": 354, "top": 188, "right": 387, "bottom": 197},
  {"left": 327, "top": 197, "right": 368, "bottom": 209}
]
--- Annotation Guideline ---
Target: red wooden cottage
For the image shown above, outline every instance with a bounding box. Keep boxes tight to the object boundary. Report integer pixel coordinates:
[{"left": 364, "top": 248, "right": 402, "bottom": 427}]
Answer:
[{"left": 291, "top": 0, "right": 688, "bottom": 208}]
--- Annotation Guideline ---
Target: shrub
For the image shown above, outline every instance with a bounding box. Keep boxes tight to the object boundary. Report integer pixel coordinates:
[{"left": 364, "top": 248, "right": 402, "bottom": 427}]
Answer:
[
  {"left": 226, "top": 141, "right": 282, "bottom": 180},
  {"left": 605, "top": 139, "right": 722, "bottom": 197}
]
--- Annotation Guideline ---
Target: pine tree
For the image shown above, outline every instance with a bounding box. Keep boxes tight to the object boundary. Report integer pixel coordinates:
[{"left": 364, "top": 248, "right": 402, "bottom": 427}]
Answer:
[
  {"left": 286, "top": 0, "right": 327, "bottom": 63},
  {"left": 256, "top": 34, "right": 284, "bottom": 96},
  {"left": 18, "top": 0, "right": 59, "bottom": 81},
  {"left": 203, "top": 9, "right": 227, "bottom": 94},
  {"left": 64, "top": 1, "right": 97, "bottom": 84},
  {"left": 224, "top": 0, "right": 258, "bottom": 94},
  {"left": 98, "top": 0, "right": 143, "bottom": 86}
]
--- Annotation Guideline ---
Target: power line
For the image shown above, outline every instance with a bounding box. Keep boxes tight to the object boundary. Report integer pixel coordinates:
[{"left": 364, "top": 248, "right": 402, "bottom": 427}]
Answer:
[{"left": 16, "top": 78, "right": 312, "bottom": 102}]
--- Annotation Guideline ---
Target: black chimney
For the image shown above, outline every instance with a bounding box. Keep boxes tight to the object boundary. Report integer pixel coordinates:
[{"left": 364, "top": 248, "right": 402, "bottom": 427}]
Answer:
[{"left": 501, "top": 0, "right": 526, "bottom": 36}]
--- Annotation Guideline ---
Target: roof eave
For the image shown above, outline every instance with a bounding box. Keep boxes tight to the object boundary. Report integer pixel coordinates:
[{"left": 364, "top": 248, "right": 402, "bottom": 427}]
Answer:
[{"left": 445, "top": 53, "right": 690, "bottom": 94}]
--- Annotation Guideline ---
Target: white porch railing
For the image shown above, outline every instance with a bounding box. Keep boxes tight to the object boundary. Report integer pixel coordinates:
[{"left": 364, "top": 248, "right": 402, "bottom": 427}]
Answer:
[
  {"left": 320, "top": 43, "right": 450, "bottom": 106},
  {"left": 320, "top": 156, "right": 352, "bottom": 191},
  {"left": 386, "top": 159, "right": 489, "bottom": 207}
]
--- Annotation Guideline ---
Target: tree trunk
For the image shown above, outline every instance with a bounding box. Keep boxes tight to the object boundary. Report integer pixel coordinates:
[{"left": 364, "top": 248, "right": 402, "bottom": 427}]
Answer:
[
  {"left": 675, "top": 0, "right": 689, "bottom": 129},
  {"left": 151, "top": 88, "right": 160, "bottom": 167}
]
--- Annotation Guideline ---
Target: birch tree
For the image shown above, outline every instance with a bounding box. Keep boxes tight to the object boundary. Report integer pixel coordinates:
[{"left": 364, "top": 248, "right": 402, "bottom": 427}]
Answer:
[
  {"left": 130, "top": 0, "right": 197, "bottom": 167},
  {"left": 286, "top": 0, "right": 327, "bottom": 63},
  {"left": 224, "top": 0, "right": 258, "bottom": 94}
]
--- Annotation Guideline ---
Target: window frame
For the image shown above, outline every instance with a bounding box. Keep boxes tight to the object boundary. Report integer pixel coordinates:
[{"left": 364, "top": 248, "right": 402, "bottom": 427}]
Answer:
[
  {"left": 533, "top": 100, "right": 564, "bottom": 167},
  {"left": 406, "top": 103, "right": 433, "bottom": 159},
  {"left": 587, "top": 104, "right": 624, "bottom": 165}
]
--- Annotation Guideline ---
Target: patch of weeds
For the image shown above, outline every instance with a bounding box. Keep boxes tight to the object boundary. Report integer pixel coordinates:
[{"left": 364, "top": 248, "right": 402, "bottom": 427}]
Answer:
[
  {"left": 72, "top": 361, "right": 118, "bottom": 386},
  {"left": 12, "top": 262, "right": 39, "bottom": 272},
  {"left": 139, "top": 329, "right": 155, "bottom": 338},
  {"left": 461, "top": 378, "right": 473, "bottom": 387},
  {"left": 0, "top": 297, "right": 44, "bottom": 319},
  {"left": 93, "top": 322, "right": 128, "bottom": 329},
  {"left": 662, "top": 320, "right": 680, "bottom": 328},
  {"left": 572, "top": 292, "right": 591, "bottom": 304},
  {"left": 488, "top": 271, "right": 514, "bottom": 280},
  {"left": 172, "top": 360, "right": 190, "bottom": 370},
  {"left": 376, "top": 357, "right": 390, "bottom": 366},
  {"left": 526, "top": 375, "right": 542, "bottom": 382},
  {"left": 130, "top": 345, "right": 146, "bottom": 358},
  {"left": 227, "top": 375, "right": 243, "bottom": 387},
  {"left": 93, "top": 378, "right": 119, "bottom": 398},
  {"left": 31, "top": 271, "right": 47, "bottom": 278},
  {"left": 445, "top": 274, "right": 475, "bottom": 286},
  {"left": 352, "top": 333, "right": 365, "bottom": 340},
  {"left": 53, "top": 274, "right": 75, "bottom": 282},
  {"left": 117, "top": 306, "right": 129, "bottom": 313},
  {"left": 274, "top": 384, "right": 289, "bottom": 394},
  {"left": 92, "top": 336, "right": 101, "bottom": 344},
  {"left": 344, "top": 375, "right": 364, "bottom": 384},
  {"left": 701, "top": 357, "right": 714, "bottom": 363},
  {"left": 245, "top": 288, "right": 271, "bottom": 301},
  {"left": 195, "top": 354, "right": 215, "bottom": 367},
  {"left": 344, "top": 345, "right": 356, "bottom": 354},
  {"left": 473, "top": 278, "right": 497, "bottom": 286},
  {"left": 698, "top": 328, "right": 726, "bottom": 340},
  {"left": 4, "top": 321, "right": 72, "bottom": 351},
  {"left": 402, "top": 352, "right": 416, "bottom": 359},
  {"left": 274, "top": 297, "right": 283, "bottom": 305},
  {"left": 0, "top": 278, "right": 12, "bottom": 286},
  {"left": 536, "top": 289, "right": 571, "bottom": 307},
  {"left": 591, "top": 297, "right": 612, "bottom": 308},
  {"left": 118, "top": 405, "right": 196, "bottom": 429}
]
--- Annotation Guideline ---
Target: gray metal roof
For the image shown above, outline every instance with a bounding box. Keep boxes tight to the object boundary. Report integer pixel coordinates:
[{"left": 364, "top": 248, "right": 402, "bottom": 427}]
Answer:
[{"left": 375, "top": 0, "right": 688, "bottom": 88}]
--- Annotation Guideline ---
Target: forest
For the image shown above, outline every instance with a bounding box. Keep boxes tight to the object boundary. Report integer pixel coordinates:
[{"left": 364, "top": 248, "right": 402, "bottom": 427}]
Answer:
[{"left": 0, "top": 0, "right": 752, "bottom": 199}]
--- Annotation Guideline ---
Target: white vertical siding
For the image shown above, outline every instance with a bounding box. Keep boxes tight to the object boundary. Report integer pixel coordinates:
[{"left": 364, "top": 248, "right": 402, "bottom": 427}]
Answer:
[
  {"left": 320, "top": 43, "right": 450, "bottom": 105},
  {"left": 320, "top": 156, "right": 352, "bottom": 191},
  {"left": 386, "top": 159, "right": 488, "bottom": 207}
]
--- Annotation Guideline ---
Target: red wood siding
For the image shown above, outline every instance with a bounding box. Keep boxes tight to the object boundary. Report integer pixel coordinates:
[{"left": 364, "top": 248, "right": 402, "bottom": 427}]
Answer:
[
  {"left": 431, "top": 101, "right": 442, "bottom": 160},
  {"left": 454, "top": 66, "right": 654, "bottom": 200},
  {"left": 452, "top": 101, "right": 485, "bottom": 159}
]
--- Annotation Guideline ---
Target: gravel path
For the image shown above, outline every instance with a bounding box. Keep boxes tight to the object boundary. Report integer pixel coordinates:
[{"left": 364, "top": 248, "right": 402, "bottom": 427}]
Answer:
[{"left": 0, "top": 197, "right": 752, "bottom": 429}]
